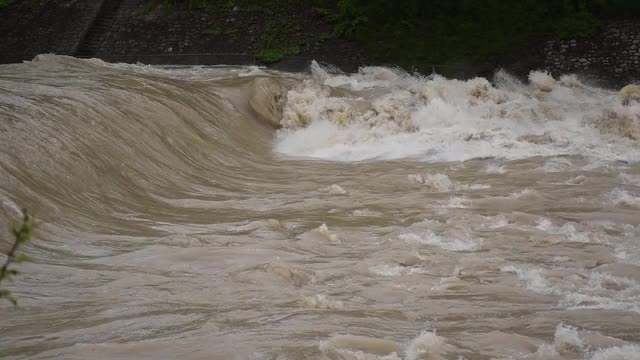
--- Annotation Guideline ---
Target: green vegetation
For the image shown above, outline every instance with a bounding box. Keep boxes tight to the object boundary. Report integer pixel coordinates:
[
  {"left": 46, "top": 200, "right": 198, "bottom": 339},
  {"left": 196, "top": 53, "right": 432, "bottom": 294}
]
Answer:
[
  {"left": 147, "top": 0, "right": 640, "bottom": 67},
  {"left": 255, "top": 18, "right": 302, "bottom": 63},
  {"left": 256, "top": 46, "right": 300, "bottom": 63},
  {"left": 1, "top": 209, "right": 34, "bottom": 306},
  {"left": 0, "top": 0, "right": 17, "bottom": 9},
  {"left": 325, "top": 0, "right": 630, "bottom": 70},
  {"left": 195, "top": 0, "right": 313, "bottom": 63}
]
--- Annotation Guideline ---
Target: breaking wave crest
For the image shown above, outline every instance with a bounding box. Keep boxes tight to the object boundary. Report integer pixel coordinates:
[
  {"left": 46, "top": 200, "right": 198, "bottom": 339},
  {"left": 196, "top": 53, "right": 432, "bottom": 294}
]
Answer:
[{"left": 274, "top": 62, "right": 640, "bottom": 162}]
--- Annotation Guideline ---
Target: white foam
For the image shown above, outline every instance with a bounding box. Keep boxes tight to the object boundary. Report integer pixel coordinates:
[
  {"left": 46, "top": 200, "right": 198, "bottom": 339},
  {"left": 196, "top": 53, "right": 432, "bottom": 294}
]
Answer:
[
  {"left": 553, "top": 323, "right": 584, "bottom": 353},
  {"left": 236, "top": 66, "right": 268, "bottom": 77},
  {"left": 532, "top": 323, "right": 640, "bottom": 359},
  {"left": 529, "top": 71, "right": 557, "bottom": 92},
  {"left": 447, "top": 196, "right": 468, "bottom": 209},
  {"left": 534, "top": 344, "right": 560, "bottom": 358},
  {"left": 566, "top": 175, "right": 588, "bottom": 185},
  {"left": 319, "top": 184, "right": 348, "bottom": 195},
  {"left": 399, "top": 230, "right": 481, "bottom": 252},
  {"left": 404, "top": 330, "right": 448, "bottom": 360},
  {"left": 484, "top": 163, "right": 507, "bottom": 174},
  {"left": 408, "top": 174, "right": 426, "bottom": 184},
  {"left": 350, "top": 209, "right": 383, "bottom": 217},
  {"left": 481, "top": 214, "right": 510, "bottom": 228},
  {"left": 538, "top": 157, "right": 574, "bottom": 172},
  {"left": 314, "top": 223, "right": 340, "bottom": 242},
  {"left": 408, "top": 173, "right": 453, "bottom": 192},
  {"left": 501, "top": 265, "right": 552, "bottom": 294},
  {"left": 534, "top": 221, "right": 611, "bottom": 244},
  {"left": 303, "top": 294, "right": 344, "bottom": 310},
  {"left": 560, "top": 272, "right": 640, "bottom": 313},
  {"left": 511, "top": 189, "right": 543, "bottom": 201},
  {"left": 275, "top": 66, "right": 640, "bottom": 163},
  {"left": 614, "top": 224, "right": 640, "bottom": 264},
  {"left": 502, "top": 263, "right": 640, "bottom": 313},
  {"left": 589, "top": 345, "right": 640, "bottom": 360},
  {"left": 610, "top": 188, "right": 640, "bottom": 209},
  {"left": 535, "top": 218, "right": 554, "bottom": 231}
]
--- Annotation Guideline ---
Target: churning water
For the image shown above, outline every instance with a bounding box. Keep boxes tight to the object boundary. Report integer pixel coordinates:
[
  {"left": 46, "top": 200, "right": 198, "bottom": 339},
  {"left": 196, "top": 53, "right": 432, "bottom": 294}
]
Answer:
[{"left": 1, "top": 55, "right": 640, "bottom": 359}]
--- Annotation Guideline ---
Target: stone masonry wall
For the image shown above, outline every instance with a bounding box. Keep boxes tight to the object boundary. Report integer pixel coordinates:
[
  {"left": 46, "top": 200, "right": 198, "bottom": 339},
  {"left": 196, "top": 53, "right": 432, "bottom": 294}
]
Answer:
[
  {"left": 100, "top": 1, "right": 222, "bottom": 56},
  {"left": 544, "top": 20, "right": 640, "bottom": 86},
  {"left": 95, "top": 0, "right": 366, "bottom": 72},
  {"left": 0, "top": 0, "right": 104, "bottom": 63}
]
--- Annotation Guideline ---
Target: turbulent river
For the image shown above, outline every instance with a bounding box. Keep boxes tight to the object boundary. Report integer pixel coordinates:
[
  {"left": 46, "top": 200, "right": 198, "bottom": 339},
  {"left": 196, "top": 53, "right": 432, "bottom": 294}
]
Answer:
[{"left": 1, "top": 55, "right": 640, "bottom": 360}]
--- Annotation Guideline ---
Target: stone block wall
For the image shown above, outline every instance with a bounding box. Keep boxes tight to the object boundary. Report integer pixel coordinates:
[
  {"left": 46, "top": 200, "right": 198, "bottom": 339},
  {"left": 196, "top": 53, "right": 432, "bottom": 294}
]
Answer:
[
  {"left": 0, "top": 0, "right": 104, "bottom": 63},
  {"left": 544, "top": 20, "right": 640, "bottom": 86},
  {"left": 98, "top": 1, "right": 225, "bottom": 56}
]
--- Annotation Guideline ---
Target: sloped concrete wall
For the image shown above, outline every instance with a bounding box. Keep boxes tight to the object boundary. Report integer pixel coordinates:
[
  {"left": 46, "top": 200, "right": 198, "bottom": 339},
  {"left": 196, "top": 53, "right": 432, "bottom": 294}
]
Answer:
[{"left": 0, "top": 0, "right": 104, "bottom": 63}]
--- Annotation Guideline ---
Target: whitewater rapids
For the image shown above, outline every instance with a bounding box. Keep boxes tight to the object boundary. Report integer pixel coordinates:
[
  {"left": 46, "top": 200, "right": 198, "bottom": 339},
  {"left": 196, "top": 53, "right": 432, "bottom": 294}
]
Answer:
[{"left": 0, "top": 55, "right": 639, "bottom": 359}]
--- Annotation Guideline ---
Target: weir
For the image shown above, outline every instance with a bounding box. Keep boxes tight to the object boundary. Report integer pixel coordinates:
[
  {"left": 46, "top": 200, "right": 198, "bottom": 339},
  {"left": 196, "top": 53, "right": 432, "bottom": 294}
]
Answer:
[{"left": 0, "top": 55, "right": 639, "bottom": 359}]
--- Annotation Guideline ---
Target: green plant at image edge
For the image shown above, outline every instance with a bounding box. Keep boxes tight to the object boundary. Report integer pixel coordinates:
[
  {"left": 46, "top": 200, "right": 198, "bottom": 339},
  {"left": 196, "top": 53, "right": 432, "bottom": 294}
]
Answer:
[{"left": 0, "top": 209, "right": 34, "bottom": 306}]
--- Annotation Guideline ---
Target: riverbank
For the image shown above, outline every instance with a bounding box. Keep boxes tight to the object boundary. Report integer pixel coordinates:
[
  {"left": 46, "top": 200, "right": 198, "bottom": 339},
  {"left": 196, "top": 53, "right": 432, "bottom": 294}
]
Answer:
[{"left": 0, "top": 1, "right": 639, "bottom": 86}]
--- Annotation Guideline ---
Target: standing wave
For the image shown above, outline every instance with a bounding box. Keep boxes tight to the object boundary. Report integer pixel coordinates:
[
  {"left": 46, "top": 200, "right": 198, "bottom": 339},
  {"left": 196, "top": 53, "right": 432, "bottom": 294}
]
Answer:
[{"left": 0, "top": 55, "right": 292, "bottom": 255}]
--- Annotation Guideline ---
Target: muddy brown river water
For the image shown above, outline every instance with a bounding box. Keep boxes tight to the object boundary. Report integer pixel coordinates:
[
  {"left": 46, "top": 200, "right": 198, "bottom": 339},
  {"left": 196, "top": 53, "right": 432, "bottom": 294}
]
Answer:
[{"left": 0, "top": 55, "right": 639, "bottom": 359}]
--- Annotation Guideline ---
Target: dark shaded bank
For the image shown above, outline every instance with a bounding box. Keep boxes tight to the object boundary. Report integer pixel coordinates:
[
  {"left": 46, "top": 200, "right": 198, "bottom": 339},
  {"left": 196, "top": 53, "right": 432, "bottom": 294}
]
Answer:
[
  {"left": 0, "top": 0, "right": 639, "bottom": 86},
  {"left": 0, "top": 0, "right": 368, "bottom": 72},
  {"left": 0, "top": 0, "right": 103, "bottom": 64}
]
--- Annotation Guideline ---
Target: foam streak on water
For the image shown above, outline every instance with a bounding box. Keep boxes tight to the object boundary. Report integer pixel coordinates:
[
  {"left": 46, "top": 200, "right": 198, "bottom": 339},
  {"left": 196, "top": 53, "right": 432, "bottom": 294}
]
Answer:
[{"left": 0, "top": 55, "right": 639, "bottom": 359}]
